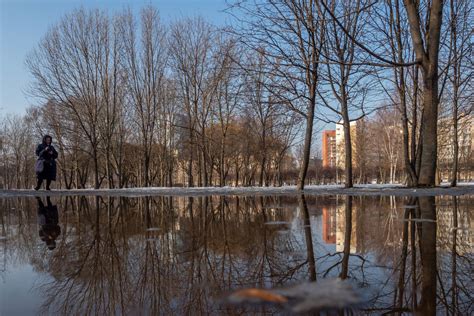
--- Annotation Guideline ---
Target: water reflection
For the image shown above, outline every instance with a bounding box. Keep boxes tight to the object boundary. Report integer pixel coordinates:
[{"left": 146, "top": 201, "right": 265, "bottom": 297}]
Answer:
[
  {"left": 0, "top": 195, "right": 472, "bottom": 314},
  {"left": 36, "top": 196, "right": 60, "bottom": 250},
  {"left": 299, "top": 194, "right": 316, "bottom": 282},
  {"left": 418, "top": 196, "right": 437, "bottom": 315}
]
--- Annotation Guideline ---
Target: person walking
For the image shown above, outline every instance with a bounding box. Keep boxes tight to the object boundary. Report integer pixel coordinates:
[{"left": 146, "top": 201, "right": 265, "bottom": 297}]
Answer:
[{"left": 35, "top": 135, "right": 58, "bottom": 190}]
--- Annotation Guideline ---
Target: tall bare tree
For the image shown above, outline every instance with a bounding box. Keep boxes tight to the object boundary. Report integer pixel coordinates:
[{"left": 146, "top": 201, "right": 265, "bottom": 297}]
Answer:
[
  {"left": 27, "top": 8, "right": 115, "bottom": 188},
  {"left": 120, "top": 6, "right": 168, "bottom": 186},
  {"left": 318, "top": 0, "right": 372, "bottom": 188},
  {"left": 447, "top": 0, "right": 472, "bottom": 186},
  {"left": 403, "top": 0, "right": 445, "bottom": 186},
  {"left": 230, "top": 0, "right": 326, "bottom": 189}
]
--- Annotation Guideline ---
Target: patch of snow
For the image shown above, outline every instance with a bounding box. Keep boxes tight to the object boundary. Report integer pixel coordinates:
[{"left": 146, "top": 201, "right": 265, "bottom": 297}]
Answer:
[{"left": 0, "top": 183, "right": 473, "bottom": 198}]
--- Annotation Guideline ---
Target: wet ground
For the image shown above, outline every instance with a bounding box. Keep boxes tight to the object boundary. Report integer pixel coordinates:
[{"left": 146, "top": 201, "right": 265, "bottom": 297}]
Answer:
[{"left": 0, "top": 194, "right": 473, "bottom": 315}]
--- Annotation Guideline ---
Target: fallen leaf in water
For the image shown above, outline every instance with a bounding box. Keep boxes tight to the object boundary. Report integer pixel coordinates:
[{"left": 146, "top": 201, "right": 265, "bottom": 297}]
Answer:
[{"left": 229, "top": 288, "right": 288, "bottom": 303}]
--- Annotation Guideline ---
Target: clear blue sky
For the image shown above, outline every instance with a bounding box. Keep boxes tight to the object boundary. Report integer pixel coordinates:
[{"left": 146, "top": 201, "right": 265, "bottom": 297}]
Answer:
[{"left": 0, "top": 0, "right": 229, "bottom": 115}]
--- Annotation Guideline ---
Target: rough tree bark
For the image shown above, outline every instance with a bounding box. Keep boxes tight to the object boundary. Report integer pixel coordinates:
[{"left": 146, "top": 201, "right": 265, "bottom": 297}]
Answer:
[{"left": 403, "top": 0, "right": 445, "bottom": 186}]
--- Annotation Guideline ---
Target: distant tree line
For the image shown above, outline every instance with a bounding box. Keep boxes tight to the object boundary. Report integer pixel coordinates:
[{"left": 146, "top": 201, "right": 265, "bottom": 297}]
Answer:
[{"left": 0, "top": 0, "right": 472, "bottom": 189}]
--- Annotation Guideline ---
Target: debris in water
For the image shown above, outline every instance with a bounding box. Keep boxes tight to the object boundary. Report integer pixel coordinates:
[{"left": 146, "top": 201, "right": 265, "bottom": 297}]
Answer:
[
  {"left": 146, "top": 227, "right": 160, "bottom": 232},
  {"left": 224, "top": 278, "right": 361, "bottom": 313},
  {"left": 228, "top": 288, "right": 288, "bottom": 304},
  {"left": 264, "top": 221, "right": 289, "bottom": 225},
  {"left": 262, "top": 207, "right": 289, "bottom": 210},
  {"left": 401, "top": 218, "right": 436, "bottom": 223}
]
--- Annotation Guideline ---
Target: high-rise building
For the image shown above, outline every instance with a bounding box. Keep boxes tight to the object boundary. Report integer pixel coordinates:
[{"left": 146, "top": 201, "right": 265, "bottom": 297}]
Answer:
[
  {"left": 335, "top": 120, "right": 359, "bottom": 169},
  {"left": 437, "top": 113, "right": 473, "bottom": 181},
  {"left": 322, "top": 130, "right": 337, "bottom": 168}
]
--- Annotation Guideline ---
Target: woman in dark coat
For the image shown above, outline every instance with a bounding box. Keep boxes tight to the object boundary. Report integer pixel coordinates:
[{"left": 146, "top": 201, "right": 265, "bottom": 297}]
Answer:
[{"left": 35, "top": 135, "right": 58, "bottom": 190}]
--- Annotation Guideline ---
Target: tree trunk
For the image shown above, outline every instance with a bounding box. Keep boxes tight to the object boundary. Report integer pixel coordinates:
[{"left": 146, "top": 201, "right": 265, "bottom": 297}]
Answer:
[
  {"left": 450, "top": 0, "right": 460, "bottom": 187},
  {"left": 418, "top": 75, "right": 439, "bottom": 186},
  {"left": 403, "top": 0, "right": 444, "bottom": 187},
  {"left": 219, "top": 138, "right": 225, "bottom": 187},
  {"left": 297, "top": 99, "right": 316, "bottom": 190},
  {"left": 451, "top": 102, "right": 459, "bottom": 187},
  {"left": 401, "top": 88, "right": 418, "bottom": 186},
  {"left": 144, "top": 149, "right": 150, "bottom": 187},
  {"left": 187, "top": 130, "right": 194, "bottom": 187},
  {"left": 259, "top": 128, "right": 266, "bottom": 187},
  {"left": 92, "top": 146, "right": 100, "bottom": 189},
  {"left": 342, "top": 115, "right": 353, "bottom": 188},
  {"left": 259, "top": 156, "right": 266, "bottom": 187},
  {"left": 106, "top": 146, "right": 113, "bottom": 189},
  {"left": 411, "top": 65, "right": 419, "bottom": 173}
]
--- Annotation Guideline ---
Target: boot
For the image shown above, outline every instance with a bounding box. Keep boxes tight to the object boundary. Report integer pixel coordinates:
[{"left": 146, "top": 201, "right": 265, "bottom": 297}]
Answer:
[{"left": 35, "top": 179, "right": 43, "bottom": 191}]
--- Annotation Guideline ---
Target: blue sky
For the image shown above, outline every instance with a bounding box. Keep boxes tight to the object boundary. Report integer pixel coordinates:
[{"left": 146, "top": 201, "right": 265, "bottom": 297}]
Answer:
[{"left": 0, "top": 0, "right": 229, "bottom": 115}]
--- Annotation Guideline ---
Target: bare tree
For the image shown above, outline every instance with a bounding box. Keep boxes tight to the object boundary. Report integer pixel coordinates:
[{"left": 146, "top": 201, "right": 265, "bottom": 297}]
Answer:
[
  {"left": 27, "top": 8, "right": 115, "bottom": 188},
  {"left": 447, "top": 0, "right": 472, "bottom": 186},
  {"left": 1, "top": 115, "right": 35, "bottom": 188},
  {"left": 375, "top": 0, "right": 420, "bottom": 186},
  {"left": 242, "top": 50, "right": 281, "bottom": 186},
  {"left": 403, "top": 0, "right": 445, "bottom": 186},
  {"left": 99, "top": 14, "right": 127, "bottom": 188},
  {"left": 120, "top": 6, "right": 168, "bottom": 186},
  {"left": 6, "top": 2, "right": 467, "bottom": 190},
  {"left": 169, "top": 17, "right": 218, "bottom": 187},
  {"left": 320, "top": 0, "right": 450, "bottom": 186},
  {"left": 213, "top": 40, "right": 242, "bottom": 186},
  {"left": 318, "top": 0, "right": 373, "bottom": 188},
  {"left": 229, "top": 0, "right": 326, "bottom": 189}
]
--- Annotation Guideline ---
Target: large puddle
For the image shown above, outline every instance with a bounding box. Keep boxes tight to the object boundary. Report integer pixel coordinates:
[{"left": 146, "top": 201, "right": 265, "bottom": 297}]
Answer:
[{"left": 0, "top": 195, "right": 472, "bottom": 314}]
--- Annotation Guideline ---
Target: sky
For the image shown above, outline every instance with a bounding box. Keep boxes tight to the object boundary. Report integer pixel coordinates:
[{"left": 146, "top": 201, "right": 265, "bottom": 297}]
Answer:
[
  {"left": 0, "top": 0, "right": 333, "bottom": 153},
  {"left": 0, "top": 0, "right": 229, "bottom": 115}
]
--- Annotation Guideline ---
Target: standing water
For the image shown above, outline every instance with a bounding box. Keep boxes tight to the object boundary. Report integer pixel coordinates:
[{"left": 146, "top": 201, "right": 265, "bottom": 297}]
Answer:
[{"left": 0, "top": 195, "right": 472, "bottom": 314}]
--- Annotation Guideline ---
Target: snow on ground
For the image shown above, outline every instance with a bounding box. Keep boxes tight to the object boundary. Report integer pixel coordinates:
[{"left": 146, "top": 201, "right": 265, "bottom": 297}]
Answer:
[{"left": 1, "top": 183, "right": 473, "bottom": 198}]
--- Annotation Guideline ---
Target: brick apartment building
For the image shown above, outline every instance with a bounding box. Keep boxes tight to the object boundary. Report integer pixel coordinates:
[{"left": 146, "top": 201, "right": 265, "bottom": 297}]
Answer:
[{"left": 322, "top": 130, "right": 336, "bottom": 168}]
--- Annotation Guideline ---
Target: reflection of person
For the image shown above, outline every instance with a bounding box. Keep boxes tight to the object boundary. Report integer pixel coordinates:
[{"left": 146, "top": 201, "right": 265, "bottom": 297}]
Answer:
[
  {"left": 36, "top": 196, "right": 61, "bottom": 250},
  {"left": 35, "top": 135, "right": 58, "bottom": 191}
]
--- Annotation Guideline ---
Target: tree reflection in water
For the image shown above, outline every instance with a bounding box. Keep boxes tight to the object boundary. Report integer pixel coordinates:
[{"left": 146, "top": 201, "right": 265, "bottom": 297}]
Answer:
[{"left": 0, "top": 195, "right": 472, "bottom": 314}]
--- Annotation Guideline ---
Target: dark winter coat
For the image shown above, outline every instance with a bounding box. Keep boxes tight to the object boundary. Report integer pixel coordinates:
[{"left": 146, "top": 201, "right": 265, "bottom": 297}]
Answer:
[
  {"left": 37, "top": 197, "right": 60, "bottom": 250},
  {"left": 35, "top": 138, "right": 58, "bottom": 181}
]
